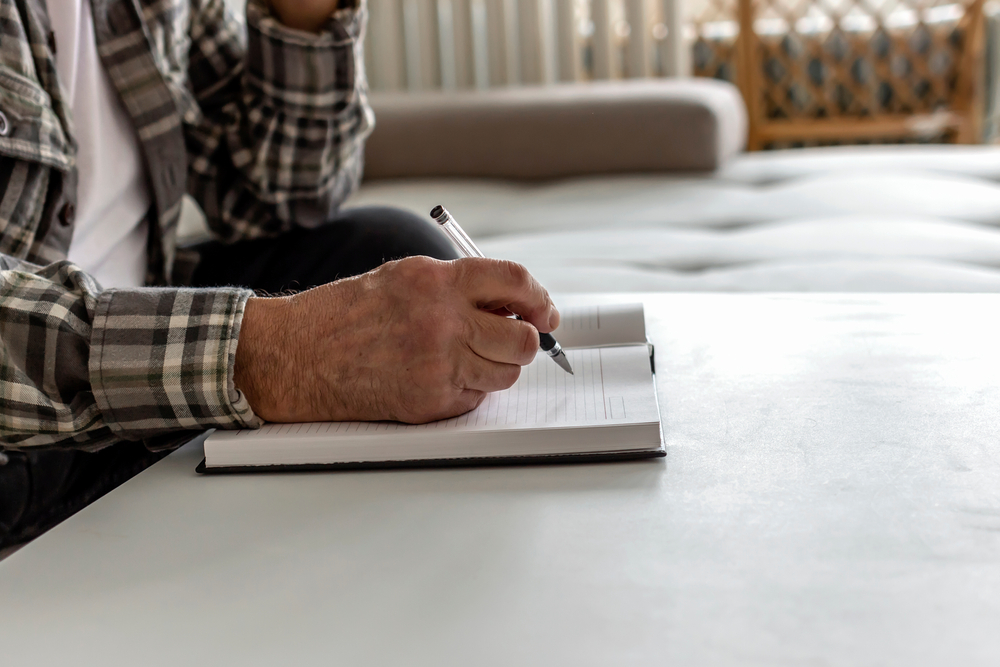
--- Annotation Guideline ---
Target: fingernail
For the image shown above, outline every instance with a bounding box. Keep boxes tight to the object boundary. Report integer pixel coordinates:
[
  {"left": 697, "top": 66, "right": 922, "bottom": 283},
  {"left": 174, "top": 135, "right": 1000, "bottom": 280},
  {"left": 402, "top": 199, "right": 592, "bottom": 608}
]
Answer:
[{"left": 548, "top": 305, "right": 560, "bottom": 330}]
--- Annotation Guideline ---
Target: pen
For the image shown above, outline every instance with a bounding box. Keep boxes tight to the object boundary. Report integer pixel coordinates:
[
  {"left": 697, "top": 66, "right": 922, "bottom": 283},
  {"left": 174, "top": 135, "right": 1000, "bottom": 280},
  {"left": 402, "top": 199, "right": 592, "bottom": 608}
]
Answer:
[{"left": 430, "top": 205, "right": 574, "bottom": 375}]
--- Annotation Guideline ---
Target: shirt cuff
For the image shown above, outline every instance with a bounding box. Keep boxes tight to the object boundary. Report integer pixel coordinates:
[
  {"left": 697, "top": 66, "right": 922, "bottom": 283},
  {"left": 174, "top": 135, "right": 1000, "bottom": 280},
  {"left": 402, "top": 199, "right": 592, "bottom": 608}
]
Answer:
[
  {"left": 245, "top": 0, "right": 362, "bottom": 117},
  {"left": 89, "top": 287, "right": 262, "bottom": 439}
]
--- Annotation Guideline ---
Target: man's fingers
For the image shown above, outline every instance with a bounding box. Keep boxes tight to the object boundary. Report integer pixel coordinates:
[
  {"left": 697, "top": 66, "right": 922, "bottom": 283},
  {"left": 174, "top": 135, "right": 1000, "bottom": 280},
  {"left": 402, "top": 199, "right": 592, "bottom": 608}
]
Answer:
[
  {"left": 457, "top": 258, "right": 559, "bottom": 333},
  {"left": 456, "top": 388, "right": 487, "bottom": 414},
  {"left": 458, "top": 349, "right": 523, "bottom": 394},
  {"left": 465, "top": 309, "right": 539, "bottom": 366}
]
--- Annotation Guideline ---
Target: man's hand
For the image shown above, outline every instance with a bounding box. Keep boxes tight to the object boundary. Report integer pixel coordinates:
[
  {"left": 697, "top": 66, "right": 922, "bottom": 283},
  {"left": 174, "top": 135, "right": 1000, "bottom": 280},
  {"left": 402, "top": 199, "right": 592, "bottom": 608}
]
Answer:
[
  {"left": 267, "top": 0, "right": 343, "bottom": 33},
  {"left": 233, "top": 257, "right": 560, "bottom": 424}
]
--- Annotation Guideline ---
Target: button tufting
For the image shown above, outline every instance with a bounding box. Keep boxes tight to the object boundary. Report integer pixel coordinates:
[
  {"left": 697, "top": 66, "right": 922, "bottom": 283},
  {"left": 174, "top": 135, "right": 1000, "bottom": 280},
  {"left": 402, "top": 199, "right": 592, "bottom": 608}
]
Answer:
[{"left": 58, "top": 202, "right": 75, "bottom": 227}]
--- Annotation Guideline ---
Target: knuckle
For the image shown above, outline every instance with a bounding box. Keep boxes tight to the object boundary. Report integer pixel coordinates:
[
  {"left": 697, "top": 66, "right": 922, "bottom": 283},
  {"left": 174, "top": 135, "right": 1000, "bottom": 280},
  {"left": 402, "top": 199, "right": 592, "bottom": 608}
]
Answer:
[
  {"left": 465, "top": 391, "right": 487, "bottom": 412},
  {"left": 519, "top": 323, "right": 540, "bottom": 361},
  {"left": 403, "top": 255, "right": 437, "bottom": 271},
  {"left": 498, "top": 364, "right": 521, "bottom": 390},
  {"left": 469, "top": 361, "right": 517, "bottom": 392},
  {"left": 443, "top": 390, "right": 485, "bottom": 421},
  {"left": 400, "top": 372, "right": 457, "bottom": 423},
  {"left": 461, "top": 312, "right": 481, "bottom": 345},
  {"left": 498, "top": 260, "right": 530, "bottom": 288},
  {"left": 458, "top": 356, "right": 486, "bottom": 387},
  {"left": 382, "top": 256, "right": 413, "bottom": 278},
  {"left": 453, "top": 257, "right": 489, "bottom": 293},
  {"left": 421, "top": 394, "right": 453, "bottom": 421},
  {"left": 390, "top": 256, "right": 450, "bottom": 291},
  {"left": 453, "top": 257, "right": 481, "bottom": 273}
]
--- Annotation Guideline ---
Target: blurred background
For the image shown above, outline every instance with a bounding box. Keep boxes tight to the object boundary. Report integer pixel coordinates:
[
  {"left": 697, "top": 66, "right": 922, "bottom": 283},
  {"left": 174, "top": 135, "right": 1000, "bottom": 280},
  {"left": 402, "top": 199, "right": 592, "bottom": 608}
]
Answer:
[
  {"left": 212, "top": 0, "right": 1000, "bottom": 294},
  {"left": 359, "top": 0, "right": 1000, "bottom": 147}
]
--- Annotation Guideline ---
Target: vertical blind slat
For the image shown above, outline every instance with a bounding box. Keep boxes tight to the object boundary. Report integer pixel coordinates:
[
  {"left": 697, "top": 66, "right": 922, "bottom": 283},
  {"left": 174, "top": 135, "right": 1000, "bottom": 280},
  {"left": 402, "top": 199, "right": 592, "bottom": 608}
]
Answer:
[
  {"left": 471, "top": 0, "right": 492, "bottom": 88},
  {"left": 517, "top": 0, "right": 541, "bottom": 83},
  {"left": 518, "top": 0, "right": 556, "bottom": 83},
  {"left": 369, "top": 0, "right": 406, "bottom": 90},
  {"left": 437, "top": 0, "right": 458, "bottom": 89},
  {"left": 591, "top": 0, "right": 616, "bottom": 80},
  {"left": 658, "top": 0, "right": 688, "bottom": 76},
  {"left": 402, "top": 0, "right": 424, "bottom": 89},
  {"left": 416, "top": 0, "right": 442, "bottom": 89},
  {"left": 450, "top": 0, "right": 477, "bottom": 88},
  {"left": 538, "top": 0, "right": 558, "bottom": 84},
  {"left": 373, "top": 0, "right": 692, "bottom": 89},
  {"left": 554, "top": 0, "right": 582, "bottom": 82},
  {"left": 626, "top": 0, "right": 653, "bottom": 77},
  {"left": 485, "top": 0, "right": 509, "bottom": 85},
  {"left": 502, "top": 0, "right": 522, "bottom": 84}
]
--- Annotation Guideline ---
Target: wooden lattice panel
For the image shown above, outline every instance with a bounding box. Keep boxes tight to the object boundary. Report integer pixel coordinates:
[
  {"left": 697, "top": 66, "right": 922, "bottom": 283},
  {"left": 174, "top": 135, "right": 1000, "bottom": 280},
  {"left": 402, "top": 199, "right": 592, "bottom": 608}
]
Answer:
[
  {"left": 753, "top": 0, "right": 972, "bottom": 122},
  {"left": 688, "top": 0, "right": 983, "bottom": 146},
  {"left": 691, "top": 0, "right": 741, "bottom": 80}
]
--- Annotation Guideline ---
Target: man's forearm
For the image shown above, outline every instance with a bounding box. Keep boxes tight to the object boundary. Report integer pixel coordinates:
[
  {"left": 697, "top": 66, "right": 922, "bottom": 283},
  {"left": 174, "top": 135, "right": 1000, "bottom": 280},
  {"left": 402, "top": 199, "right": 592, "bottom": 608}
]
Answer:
[{"left": 267, "top": 0, "right": 343, "bottom": 32}]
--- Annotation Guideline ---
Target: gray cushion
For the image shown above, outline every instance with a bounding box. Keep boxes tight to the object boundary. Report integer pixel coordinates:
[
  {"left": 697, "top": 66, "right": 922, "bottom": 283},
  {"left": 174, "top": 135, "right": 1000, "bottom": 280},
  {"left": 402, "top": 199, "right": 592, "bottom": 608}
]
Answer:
[{"left": 363, "top": 79, "right": 747, "bottom": 181}]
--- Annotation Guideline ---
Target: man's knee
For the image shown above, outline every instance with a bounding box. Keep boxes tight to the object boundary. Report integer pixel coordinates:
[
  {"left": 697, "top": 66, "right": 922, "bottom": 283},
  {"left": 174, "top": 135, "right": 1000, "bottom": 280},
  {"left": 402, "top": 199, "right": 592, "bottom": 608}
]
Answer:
[
  {"left": 332, "top": 206, "right": 460, "bottom": 262},
  {"left": 190, "top": 205, "right": 463, "bottom": 293}
]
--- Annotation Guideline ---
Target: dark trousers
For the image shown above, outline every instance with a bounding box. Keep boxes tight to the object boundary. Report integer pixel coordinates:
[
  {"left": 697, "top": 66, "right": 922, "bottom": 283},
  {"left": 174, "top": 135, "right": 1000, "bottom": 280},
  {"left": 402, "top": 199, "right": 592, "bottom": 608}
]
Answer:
[{"left": 0, "top": 206, "right": 457, "bottom": 549}]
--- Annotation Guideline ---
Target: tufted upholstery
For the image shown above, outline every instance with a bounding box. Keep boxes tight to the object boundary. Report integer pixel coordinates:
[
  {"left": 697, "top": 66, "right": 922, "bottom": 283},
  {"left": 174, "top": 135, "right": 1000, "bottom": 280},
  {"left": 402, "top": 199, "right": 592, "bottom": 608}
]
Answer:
[{"left": 347, "top": 145, "right": 1000, "bottom": 292}]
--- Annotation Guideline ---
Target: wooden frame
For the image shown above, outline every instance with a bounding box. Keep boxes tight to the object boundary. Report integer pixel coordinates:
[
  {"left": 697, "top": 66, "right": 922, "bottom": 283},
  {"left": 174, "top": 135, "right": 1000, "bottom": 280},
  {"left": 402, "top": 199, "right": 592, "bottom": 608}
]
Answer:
[{"left": 736, "top": 0, "right": 988, "bottom": 150}]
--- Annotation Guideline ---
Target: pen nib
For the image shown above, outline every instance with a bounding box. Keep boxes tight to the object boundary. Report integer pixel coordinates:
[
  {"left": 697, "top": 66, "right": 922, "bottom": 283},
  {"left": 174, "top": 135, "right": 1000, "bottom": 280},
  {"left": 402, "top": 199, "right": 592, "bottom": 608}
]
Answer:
[{"left": 551, "top": 350, "right": 574, "bottom": 375}]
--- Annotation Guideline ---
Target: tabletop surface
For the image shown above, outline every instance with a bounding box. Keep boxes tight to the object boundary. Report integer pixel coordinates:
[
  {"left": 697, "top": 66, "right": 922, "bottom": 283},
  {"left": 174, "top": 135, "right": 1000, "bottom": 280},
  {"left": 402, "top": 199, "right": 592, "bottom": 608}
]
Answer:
[{"left": 3, "top": 294, "right": 1000, "bottom": 666}]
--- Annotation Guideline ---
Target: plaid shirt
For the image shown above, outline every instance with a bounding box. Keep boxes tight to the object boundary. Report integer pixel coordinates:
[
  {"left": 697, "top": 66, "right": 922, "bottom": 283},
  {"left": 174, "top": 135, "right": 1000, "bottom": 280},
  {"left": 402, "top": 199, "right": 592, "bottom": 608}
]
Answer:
[{"left": 0, "top": 0, "right": 372, "bottom": 451}]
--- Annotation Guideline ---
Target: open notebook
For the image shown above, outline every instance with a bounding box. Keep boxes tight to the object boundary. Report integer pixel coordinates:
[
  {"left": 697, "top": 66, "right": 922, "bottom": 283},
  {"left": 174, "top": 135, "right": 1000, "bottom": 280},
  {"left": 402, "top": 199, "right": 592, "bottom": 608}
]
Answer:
[{"left": 198, "top": 303, "right": 663, "bottom": 473}]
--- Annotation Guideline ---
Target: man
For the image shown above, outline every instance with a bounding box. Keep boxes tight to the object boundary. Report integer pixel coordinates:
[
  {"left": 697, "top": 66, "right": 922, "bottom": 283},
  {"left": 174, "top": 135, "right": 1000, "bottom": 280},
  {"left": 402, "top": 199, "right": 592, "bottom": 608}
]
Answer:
[{"left": 0, "top": 0, "right": 558, "bottom": 548}]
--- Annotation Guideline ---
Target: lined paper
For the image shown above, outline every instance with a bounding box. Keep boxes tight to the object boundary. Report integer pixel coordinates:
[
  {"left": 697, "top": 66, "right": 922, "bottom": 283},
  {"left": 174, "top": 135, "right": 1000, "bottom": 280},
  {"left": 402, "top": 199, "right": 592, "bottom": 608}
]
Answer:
[
  {"left": 216, "top": 345, "right": 658, "bottom": 443},
  {"left": 553, "top": 303, "right": 647, "bottom": 349}
]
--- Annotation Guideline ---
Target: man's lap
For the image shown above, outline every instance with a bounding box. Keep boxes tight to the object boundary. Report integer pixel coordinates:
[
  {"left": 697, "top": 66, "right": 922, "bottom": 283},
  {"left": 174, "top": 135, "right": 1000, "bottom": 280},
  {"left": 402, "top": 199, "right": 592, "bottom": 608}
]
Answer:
[{"left": 190, "top": 206, "right": 457, "bottom": 291}]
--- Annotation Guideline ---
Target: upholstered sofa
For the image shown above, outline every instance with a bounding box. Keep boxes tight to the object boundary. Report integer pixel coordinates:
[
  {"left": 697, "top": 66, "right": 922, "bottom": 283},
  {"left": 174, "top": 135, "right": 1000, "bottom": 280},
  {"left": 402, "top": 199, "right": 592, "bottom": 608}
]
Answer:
[
  {"left": 182, "top": 78, "right": 1000, "bottom": 292},
  {"left": 351, "top": 79, "right": 1000, "bottom": 293}
]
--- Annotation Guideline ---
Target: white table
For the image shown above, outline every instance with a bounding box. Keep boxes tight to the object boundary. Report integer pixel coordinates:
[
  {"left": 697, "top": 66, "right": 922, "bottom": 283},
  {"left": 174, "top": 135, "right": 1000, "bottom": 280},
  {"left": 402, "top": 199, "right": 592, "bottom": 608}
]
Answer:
[{"left": 3, "top": 294, "right": 1000, "bottom": 666}]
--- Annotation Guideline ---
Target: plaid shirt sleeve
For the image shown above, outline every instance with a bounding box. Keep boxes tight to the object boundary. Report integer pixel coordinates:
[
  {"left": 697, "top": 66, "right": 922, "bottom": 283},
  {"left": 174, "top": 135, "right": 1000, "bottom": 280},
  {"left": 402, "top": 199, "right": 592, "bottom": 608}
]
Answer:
[
  {"left": 0, "top": 0, "right": 366, "bottom": 451},
  {"left": 185, "top": 0, "right": 373, "bottom": 241},
  {"left": 0, "top": 256, "right": 260, "bottom": 450}
]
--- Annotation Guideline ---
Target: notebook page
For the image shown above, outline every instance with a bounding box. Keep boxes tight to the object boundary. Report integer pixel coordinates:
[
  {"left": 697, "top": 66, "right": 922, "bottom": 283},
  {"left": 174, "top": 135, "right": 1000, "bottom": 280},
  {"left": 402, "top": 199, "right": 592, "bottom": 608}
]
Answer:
[
  {"left": 211, "top": 345, "right": 658, "bottom": 445},
  {"left": 552, "top": 303, "right": 646, "bottom": 349}
]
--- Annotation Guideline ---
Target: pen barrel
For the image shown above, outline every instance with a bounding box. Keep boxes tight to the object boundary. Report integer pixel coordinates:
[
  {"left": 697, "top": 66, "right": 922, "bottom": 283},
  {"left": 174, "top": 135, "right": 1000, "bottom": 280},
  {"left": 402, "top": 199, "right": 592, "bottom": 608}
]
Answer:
[
  {"left": 443, "top": 220, "right": 485, "bottom": 258},
  {"left": 431, "top": 206, "right": 487, "bottom": 259},
  {"left": 538, "top": 332, "right": 558, "bottom": 352}
]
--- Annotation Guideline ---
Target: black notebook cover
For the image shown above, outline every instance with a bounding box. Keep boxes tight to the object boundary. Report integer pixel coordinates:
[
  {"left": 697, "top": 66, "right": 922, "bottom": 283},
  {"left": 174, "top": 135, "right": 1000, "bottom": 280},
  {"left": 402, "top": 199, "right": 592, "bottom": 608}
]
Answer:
[{"left": 196, "top": 448, "right": 664, "bottom": 474}]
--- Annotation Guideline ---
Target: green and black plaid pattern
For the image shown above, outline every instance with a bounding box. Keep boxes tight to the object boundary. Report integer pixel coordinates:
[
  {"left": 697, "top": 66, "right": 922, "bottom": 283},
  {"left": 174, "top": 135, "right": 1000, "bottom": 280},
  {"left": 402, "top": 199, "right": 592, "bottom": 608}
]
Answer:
[
  {"left": 90, "top": 287, "right": 259, "bottom": 439},
  {"left": 0, "top": 0, "right": 369, "bottom": 449}
]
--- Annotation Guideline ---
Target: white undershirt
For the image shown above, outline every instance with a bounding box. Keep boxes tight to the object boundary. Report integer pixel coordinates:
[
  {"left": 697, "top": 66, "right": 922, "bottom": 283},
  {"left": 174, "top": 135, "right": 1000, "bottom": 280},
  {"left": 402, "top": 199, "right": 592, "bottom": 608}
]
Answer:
[{"left": 52, "top": 0, "right": 151, "bottom": 288}]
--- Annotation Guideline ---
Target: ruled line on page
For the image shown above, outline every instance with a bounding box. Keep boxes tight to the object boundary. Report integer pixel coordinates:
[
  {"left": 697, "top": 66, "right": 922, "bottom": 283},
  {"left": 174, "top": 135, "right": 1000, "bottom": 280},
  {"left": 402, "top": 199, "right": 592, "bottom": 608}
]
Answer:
[{"left": 229, "top": 345, "right": 652, "bottom": 439}]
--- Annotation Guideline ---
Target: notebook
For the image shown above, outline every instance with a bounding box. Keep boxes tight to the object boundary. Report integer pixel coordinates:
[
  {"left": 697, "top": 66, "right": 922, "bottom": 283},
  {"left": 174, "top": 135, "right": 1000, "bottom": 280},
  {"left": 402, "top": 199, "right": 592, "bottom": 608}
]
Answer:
[{"left": 197, "top": 302, "right": 663, "bottom": 473}]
